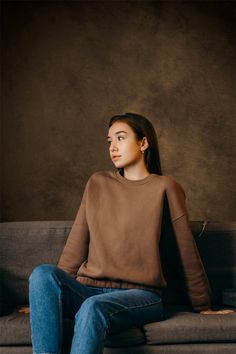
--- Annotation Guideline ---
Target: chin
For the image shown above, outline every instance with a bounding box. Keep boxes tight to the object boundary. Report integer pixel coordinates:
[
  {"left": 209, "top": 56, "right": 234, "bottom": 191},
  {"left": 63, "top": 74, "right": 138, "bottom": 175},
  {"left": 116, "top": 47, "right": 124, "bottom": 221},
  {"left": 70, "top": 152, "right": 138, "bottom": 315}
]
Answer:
[
  {"left": 113, "top": 163, "right": 123, "bottom": 168},
  {"left": 113, "top": 161, "right": 125, "bottom": 169}
]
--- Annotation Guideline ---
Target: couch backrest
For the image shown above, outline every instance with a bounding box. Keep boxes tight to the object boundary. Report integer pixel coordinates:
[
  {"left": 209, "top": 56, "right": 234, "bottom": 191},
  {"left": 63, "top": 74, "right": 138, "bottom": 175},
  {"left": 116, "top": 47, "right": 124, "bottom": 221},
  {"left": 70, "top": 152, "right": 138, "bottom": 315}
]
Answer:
[
  {"left": 161, "top": 221, "right": 236, "bottom": 306},
  {"left": 0, "top": 221, "right": 235, "bottom": 307},
  {"left": 0, "top": 221, "right": 73, "bottom": 307}
]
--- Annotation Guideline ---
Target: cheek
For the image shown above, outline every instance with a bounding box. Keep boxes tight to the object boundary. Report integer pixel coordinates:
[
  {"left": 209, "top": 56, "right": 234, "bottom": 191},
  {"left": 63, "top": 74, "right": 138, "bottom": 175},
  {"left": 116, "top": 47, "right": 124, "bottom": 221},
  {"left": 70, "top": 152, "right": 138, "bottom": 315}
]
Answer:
[
  {"left": 128, "top": 145, "right": 140, "bottom": 157},
  {"left": 131, "top": 142, "right": 140, "bottom": 152}
]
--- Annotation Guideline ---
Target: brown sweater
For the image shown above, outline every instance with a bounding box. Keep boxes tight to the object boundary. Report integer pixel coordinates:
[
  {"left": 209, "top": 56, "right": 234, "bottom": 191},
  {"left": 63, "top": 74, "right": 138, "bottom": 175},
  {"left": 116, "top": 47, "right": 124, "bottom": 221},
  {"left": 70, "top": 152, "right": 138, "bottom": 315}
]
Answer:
[{"left": 57, "top": 170, "right": 211, "bottom": 312}]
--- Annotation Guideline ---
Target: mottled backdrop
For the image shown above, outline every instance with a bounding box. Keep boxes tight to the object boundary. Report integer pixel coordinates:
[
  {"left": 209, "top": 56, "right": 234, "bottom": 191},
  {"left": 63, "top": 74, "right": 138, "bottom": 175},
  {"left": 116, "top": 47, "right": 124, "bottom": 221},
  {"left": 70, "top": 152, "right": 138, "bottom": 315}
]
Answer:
[{"left": 1, "top": 0, "right": 235, "bottom": 221}]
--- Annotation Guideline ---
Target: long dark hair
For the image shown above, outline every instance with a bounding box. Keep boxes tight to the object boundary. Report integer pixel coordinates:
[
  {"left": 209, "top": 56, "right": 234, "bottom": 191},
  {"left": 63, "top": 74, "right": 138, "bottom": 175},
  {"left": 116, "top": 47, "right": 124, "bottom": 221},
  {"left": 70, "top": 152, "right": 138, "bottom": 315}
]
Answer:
[{"left": 108, "top": 113, "right": 162, "bottom": 176}]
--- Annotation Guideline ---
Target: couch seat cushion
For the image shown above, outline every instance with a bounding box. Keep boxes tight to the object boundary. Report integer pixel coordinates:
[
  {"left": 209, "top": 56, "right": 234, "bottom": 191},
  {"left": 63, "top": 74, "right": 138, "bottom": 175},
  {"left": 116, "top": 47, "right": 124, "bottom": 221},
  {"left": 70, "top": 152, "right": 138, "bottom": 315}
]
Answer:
[
  {"left": 144, "top": 306, "right": 236, "bottom": 344},
  {"left": 0, "top": 308, "right": 145, "bottom": 347}
]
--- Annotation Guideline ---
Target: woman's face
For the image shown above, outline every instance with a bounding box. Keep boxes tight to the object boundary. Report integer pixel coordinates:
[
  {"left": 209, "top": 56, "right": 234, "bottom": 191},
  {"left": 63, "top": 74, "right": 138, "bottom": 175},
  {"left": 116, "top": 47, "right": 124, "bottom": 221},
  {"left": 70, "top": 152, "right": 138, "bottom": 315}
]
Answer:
[{"left": 107, "top": 121, "right": 144, "bottom": 169}]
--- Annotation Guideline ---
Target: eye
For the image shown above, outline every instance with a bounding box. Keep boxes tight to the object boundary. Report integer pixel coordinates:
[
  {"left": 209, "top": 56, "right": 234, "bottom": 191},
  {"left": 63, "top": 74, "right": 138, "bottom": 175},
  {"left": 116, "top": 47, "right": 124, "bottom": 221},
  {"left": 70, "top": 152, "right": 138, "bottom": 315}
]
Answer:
[
  {"left": 107, "top": 140, "right": 111, "bottom": 145},
  {"left": 118, "top": 136, "right": 124, "bottom": 141}
]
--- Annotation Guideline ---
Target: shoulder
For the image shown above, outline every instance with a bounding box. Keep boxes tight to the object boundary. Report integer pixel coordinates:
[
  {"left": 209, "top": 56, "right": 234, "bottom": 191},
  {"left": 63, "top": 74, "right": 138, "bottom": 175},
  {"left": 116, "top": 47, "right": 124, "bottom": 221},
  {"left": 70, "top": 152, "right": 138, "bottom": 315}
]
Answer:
[
  {"left": 86, "top": 170, "right": 114, "bottom": 186},
  {"left": 160, "top": 176, "right": 187, "bottom": 220},
  {"left": 89, "top": 170, "right": 113, "bottom": 180},
  {"left": 160, "top": 175, "right": 186, "bottom": 197}
]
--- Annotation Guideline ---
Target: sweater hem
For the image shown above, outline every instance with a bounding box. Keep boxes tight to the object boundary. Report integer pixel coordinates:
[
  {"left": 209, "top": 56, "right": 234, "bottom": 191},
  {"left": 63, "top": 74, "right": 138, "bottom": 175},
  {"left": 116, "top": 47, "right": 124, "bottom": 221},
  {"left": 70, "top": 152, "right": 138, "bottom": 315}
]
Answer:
[{"left": 76, "top": 275, "right": 163, "bottom": 295}]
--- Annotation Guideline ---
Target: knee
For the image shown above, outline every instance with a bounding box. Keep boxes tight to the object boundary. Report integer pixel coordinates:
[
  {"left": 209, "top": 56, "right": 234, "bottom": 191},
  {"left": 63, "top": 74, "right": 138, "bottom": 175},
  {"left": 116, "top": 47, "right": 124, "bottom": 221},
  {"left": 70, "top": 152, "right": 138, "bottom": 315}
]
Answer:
[
  {"left": 29, "top": 264, "right": 58, "bottom": 285},
  {"left": 76, "top": 296, "right": 107, "bottom": 322}
]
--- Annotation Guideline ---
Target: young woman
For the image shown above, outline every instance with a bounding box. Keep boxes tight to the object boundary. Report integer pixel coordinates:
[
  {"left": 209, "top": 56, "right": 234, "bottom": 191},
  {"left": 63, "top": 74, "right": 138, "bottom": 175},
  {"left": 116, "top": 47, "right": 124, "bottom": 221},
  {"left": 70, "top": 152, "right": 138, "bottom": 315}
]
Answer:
[{"left": 27, "top": 113, "right": 232, "bottom": 354}]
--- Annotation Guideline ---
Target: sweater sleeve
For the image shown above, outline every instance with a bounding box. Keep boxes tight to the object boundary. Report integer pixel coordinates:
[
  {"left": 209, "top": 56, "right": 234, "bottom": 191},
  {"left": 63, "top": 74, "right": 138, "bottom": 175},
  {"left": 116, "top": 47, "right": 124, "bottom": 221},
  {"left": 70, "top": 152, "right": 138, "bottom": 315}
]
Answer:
[
  {"left": 57, "top": 183, "right": 90, "bottom": 277},
  {"left": 165, "top": 177, "right": 212, "bottom": 312}
]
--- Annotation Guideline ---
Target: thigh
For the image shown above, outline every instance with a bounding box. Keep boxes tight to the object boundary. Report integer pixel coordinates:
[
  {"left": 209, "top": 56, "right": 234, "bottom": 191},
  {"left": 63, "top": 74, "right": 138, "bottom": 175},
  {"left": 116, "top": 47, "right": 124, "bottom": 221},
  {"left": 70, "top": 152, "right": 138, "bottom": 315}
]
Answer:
[
  {"left": 85, "top": 288, "right": 164, "bottom": 335},
  {"left": 38, "top": 265, "right": 104, "bottom": 319}
]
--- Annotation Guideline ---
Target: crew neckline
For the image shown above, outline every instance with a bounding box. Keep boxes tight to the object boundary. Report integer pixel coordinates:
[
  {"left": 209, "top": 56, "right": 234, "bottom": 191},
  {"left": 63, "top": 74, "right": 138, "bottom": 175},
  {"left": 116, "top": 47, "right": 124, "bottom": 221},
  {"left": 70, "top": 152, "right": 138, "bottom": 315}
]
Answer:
[{"left": 113, "top": 170, "right": 156, "bottom": 185}]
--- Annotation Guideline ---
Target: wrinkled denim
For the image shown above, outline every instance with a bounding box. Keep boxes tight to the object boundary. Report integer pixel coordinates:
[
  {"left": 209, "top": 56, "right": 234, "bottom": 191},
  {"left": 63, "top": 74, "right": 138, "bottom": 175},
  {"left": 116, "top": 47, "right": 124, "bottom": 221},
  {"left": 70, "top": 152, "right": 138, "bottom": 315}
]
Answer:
[{"left": 29, "top": 264, "right": 164, "bottom": 354}]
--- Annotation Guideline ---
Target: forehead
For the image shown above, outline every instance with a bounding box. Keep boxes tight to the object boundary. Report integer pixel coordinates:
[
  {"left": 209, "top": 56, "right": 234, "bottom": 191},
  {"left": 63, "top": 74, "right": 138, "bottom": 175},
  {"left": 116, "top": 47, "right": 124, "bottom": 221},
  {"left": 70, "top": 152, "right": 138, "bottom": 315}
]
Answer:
[{"left": 108, "top": 121, "right": 133, "bottom": 136}]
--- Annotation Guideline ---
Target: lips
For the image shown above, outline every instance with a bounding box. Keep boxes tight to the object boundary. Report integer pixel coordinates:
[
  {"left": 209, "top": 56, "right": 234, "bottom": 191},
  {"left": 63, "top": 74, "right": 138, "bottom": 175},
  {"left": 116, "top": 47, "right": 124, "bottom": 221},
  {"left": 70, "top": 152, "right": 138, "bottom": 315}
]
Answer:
[{"left": 112, "top": 155, "right": 121, "bottom": 160}]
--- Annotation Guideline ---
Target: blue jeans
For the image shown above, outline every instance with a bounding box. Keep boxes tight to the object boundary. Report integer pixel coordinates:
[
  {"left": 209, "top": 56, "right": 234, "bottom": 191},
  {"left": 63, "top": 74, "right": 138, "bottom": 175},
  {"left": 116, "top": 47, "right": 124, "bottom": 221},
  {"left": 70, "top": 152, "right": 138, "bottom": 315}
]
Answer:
[{"left": 29, "top": 264, "right": 164, "bottom": 354}]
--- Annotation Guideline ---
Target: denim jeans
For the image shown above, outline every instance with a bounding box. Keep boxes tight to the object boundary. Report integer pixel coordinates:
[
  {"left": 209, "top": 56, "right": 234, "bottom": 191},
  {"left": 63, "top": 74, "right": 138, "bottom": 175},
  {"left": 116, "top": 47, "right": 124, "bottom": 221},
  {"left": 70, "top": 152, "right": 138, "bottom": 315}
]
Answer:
[{"left": 29, "top": 264, "right": 164, "bottom": 354}]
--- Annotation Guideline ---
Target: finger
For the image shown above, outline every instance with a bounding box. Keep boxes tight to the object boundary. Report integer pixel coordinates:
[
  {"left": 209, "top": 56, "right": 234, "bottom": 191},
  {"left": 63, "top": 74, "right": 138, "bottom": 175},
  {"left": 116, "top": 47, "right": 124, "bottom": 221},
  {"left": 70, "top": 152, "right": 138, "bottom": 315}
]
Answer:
[
  {"left": 200, "top": 310, "right": 233, "bottom": 315},
  {"left": 216, "top": 309, "right": 234, "bottom": 314},
  {"left": 18, "top": 307, "right": 30, "bottom": 313},
  {"left": 221, "top": 310, "right": 234, "bottom": 314}
]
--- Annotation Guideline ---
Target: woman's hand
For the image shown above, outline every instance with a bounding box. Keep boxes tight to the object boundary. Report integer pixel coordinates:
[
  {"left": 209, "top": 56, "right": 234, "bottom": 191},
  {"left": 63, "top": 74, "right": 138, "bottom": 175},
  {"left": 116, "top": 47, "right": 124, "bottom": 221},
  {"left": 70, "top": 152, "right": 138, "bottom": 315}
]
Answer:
[
  {"left": 200, "top": 308, "right": 234, "bottom": 315},
  {"left": 18, "top": 306, "right": 30, "bottom": 314}
]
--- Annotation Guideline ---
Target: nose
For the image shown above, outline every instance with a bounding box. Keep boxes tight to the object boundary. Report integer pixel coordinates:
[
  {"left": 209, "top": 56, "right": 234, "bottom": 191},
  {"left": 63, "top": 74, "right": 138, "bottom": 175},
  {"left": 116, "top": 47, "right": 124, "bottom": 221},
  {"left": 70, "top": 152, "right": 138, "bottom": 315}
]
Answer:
[{"left": 109, "top": 141, "right": 118, "bottom": 152}]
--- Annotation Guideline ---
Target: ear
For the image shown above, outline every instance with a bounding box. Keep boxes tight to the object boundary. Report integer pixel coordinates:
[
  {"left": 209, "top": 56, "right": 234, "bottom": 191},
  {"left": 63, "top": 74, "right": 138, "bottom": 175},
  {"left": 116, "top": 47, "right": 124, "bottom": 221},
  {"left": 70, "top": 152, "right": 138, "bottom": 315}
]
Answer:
[{"left": 141, "top": 137, "right": 149, "bottom": 150}]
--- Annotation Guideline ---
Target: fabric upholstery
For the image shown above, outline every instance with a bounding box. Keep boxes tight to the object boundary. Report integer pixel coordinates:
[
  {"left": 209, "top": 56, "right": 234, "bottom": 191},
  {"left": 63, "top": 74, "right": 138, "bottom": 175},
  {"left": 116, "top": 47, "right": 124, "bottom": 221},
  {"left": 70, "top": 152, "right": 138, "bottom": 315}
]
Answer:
[
  {"left": 1, "top": 306, "right": 235, "bottom": 348},
  {"left": 0, "top": 309, "right": 145, "bottom": 347},
  {"left": 0, "top": 221, "right": 73, "bottom": 306},
  {"left": 0, "top": 282, "right": 8, "bottom": 316},
  {"left": 1, "top": 344, "right": 236, "bottom": 354},
  {"left": 0, "top": 220, "right": 236, "bottom": 352},
  {"left": 145, "top": 305, "right": 236, "bottom": 344},
  {"left": 1, "top": 221, "right": 236, "bottom": 307},
  {"left": 161, "top": 222, "right": 236, "bottom": 305}
]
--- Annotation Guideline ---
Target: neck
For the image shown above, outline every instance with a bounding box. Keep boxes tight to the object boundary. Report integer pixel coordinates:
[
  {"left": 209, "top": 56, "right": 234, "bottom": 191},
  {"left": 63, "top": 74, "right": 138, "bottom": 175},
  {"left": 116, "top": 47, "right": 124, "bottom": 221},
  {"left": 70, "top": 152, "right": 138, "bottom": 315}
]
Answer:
[{"left": 123, "top": 165, "right": 150, "bottom": 181}]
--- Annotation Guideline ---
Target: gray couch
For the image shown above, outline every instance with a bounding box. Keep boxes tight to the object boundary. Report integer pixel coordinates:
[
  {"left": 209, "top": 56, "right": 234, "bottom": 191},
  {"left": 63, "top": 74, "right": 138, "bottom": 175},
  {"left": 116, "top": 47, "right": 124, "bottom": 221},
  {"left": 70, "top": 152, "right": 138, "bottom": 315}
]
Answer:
[{"left": 0, "top": 220, "right": 235, "bottom": 354}]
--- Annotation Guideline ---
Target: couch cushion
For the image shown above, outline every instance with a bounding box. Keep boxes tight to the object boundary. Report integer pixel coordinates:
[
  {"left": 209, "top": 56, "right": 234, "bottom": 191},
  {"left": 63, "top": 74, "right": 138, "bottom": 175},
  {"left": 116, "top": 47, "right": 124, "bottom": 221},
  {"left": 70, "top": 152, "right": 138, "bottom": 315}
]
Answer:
[
  {"left": 144, "top": 305, "right": 236, "bottom": 344},
  {"left": 1, "top": 307, "right": 235, "bottom": 348},
  {"left": 0, "top": 310, "right": 31, "bottom": 346},
  {"left": 1, "top": 344, "right": 236, "bottom": 354},
  {"left": 0, "top": 308, "right": 145, "bottom": 347}
]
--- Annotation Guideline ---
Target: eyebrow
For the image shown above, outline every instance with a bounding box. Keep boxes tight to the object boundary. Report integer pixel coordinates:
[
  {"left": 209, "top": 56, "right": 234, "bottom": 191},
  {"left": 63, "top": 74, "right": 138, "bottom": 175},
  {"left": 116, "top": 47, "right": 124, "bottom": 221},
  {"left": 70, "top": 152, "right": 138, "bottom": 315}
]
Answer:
[{"left": 107, "top": 131, "right": 128, "bottom": 139}]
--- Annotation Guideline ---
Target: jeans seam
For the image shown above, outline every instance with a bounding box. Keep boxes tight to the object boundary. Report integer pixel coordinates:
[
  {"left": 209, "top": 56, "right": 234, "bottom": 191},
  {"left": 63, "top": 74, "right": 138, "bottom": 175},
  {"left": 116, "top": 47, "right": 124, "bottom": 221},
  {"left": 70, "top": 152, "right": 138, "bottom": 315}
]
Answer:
[
  {"left": 51, "top": 272, "right": 87, "bottom": 300},
  {"left": 58, "top": 291, "right": 63, "bottom": 353},
  {"left": 109, "top": 298, "right": 162, "bottom": 317},
  {"left": 106, "top": 298, "right": 162, "bottom": 332},
  {"left": 42, "top": 272, "right": 64, "bottom": 353}
]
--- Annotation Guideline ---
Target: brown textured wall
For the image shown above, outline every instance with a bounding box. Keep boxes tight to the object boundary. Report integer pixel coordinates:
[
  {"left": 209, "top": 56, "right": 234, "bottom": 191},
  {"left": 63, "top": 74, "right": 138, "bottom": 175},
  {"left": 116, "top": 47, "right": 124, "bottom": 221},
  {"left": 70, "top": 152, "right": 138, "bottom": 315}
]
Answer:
[{"left": 1, "top": 1, "right": 235, "bottom": 222}]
